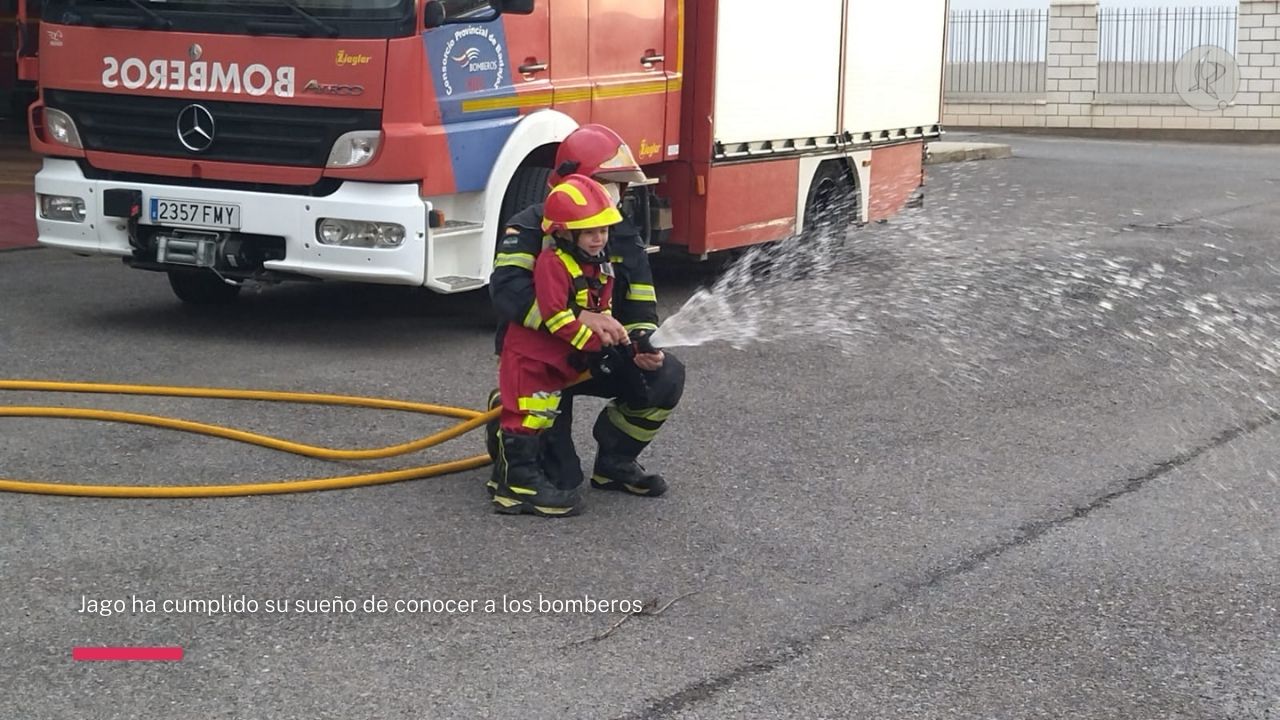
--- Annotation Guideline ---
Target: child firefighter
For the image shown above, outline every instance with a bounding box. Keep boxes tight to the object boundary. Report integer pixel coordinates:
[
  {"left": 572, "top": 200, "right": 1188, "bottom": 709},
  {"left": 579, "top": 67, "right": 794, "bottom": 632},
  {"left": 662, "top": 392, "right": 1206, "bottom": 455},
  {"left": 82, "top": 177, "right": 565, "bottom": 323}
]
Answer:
[{"left": 491, "top": 174, "right": 630, "bottom": 518}]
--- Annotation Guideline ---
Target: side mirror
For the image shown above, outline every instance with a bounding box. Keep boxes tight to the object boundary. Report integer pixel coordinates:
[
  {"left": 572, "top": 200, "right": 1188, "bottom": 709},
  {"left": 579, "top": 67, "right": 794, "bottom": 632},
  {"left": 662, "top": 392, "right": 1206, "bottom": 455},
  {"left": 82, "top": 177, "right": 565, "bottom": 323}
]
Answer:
[
  {"left": 424, "top": 1, "right": 448, "bottom": 28},
  {"left": 501, "top": 0, "right": 536, "bottom": 14},
  {"left": 424, "top": 0, "right": 535, "bottom": 29}
]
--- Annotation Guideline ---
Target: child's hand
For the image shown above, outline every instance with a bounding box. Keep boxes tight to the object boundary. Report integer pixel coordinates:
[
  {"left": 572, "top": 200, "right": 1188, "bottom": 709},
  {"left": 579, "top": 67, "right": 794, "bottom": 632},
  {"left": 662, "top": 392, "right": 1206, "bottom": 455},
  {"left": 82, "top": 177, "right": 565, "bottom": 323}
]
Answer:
[{"left": 578, "top": 311, "right": 628, "bottom": 346}]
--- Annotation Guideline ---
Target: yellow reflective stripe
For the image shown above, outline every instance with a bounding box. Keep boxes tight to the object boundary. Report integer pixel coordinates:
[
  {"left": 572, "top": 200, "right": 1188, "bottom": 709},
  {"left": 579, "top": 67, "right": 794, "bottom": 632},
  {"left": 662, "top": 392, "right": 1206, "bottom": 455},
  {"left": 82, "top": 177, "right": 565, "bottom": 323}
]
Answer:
[
  {"left": 461, "top": 79, "right": 682, "bottom": 114},
  {"left": 555, "top": 88, "right": 594, "bottom": 104},
  {"left": 546, "top": 309, "right": 576, "bottom": 333},
  {"left": 518, "top": 393, "right": 561, "bottom": 414},
  {"left": 494, "top": 252, "right": 535, "bottom": 271},
  {"left": 617, "top": 405, "right": 672, "bottom": 422},
  {"left": 464, "top": 90, "right": 555, "bottom": 114},
  {"left": 564, "top": 205, "right": 623, "bottom": 230},
  {"left": 626, "top": 284, "right": 657, "bottom": 302},
  {"left": 625, "top": 322, "right": 659, "bottom": 333},
  {"left": 521, "top": 414, "right": 555, "bottom": 430},
  {"left": 571, "top": 325, "right": 593, "bottom": 350},
  {"left": 555, "top": 248, "right": 584, "bottom": 279},
  {"left": 677, "top": 0, "right": 685, "bottom": 74},
  {"left": 594, "top": 80, "right": 669, "bottom": 100},
  {"left": 522, "top": 302, "right": 542, "bottom": 329},
  {"left": 555, "top": 247, "right": 596, "bottom": 312},
  {"left": 550, "top": 183, "right": 589, "bottom": 206},
  {"left": 607, "top": 404, "right": 659, "bottom": 442}
]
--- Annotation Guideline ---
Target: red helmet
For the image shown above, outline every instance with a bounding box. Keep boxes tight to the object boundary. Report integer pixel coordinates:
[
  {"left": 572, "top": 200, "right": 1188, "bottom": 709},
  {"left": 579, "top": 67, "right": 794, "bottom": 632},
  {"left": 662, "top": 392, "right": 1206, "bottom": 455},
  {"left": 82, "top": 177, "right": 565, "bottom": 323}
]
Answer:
[
  {"left": 541, "top": 175, "right": 625, "bottom": 235},
  {"left": 549, "top": 124, "right": 649, "bottom": 187}
]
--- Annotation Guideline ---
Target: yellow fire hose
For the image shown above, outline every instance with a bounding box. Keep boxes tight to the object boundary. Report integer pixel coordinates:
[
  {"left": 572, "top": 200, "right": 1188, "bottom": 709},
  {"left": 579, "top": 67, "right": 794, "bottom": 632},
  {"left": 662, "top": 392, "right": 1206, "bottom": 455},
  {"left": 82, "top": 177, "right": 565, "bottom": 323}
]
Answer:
[{"left": 0, "top": 380, "right": 499, "bottom": 499}]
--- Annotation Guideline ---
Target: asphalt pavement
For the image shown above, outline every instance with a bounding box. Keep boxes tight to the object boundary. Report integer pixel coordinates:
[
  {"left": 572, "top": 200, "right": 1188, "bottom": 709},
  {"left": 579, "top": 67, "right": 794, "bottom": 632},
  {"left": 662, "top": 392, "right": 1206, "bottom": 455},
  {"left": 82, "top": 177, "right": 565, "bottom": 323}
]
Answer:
[{"left": 2, "top": 133, "right": 1278, "bottom": 719}]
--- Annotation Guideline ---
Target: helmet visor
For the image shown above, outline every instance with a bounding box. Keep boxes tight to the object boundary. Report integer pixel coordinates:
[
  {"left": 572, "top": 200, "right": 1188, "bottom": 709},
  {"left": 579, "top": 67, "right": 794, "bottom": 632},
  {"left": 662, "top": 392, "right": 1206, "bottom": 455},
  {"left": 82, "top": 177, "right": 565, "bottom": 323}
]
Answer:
[{"left": 593, "top": 145, "right": 649, "bottom": 185}]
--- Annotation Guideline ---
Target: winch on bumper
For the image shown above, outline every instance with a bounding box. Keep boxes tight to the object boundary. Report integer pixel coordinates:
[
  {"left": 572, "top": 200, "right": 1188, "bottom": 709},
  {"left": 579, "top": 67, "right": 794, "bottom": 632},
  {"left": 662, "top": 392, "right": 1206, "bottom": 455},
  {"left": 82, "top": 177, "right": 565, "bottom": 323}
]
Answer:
[{"left": 33, "top": 158, "right": 434, "bottom": 289}]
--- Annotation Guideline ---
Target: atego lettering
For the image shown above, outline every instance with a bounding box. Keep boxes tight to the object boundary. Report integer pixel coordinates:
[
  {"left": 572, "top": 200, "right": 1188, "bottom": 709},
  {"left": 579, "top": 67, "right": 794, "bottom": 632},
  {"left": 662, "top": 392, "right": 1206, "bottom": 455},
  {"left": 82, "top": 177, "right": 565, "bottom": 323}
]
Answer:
[{"left": 101, "top": 57, "right": 297, "bottom": 98}]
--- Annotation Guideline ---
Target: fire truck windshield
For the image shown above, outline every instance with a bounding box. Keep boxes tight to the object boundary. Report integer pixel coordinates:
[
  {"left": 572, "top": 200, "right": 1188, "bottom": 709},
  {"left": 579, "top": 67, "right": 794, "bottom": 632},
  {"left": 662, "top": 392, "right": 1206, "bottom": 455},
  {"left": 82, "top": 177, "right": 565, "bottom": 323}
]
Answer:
[{"left": 41, "top": 0, "right": 417, "bottom": 38}]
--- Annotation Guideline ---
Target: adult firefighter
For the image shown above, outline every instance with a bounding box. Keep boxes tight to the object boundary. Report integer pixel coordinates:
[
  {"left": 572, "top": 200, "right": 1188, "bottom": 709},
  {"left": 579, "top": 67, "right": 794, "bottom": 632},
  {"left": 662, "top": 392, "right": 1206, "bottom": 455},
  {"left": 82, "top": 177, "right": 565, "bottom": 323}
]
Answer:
[{"left": 488, "top": 124, "right": 686, "bottom": 506}]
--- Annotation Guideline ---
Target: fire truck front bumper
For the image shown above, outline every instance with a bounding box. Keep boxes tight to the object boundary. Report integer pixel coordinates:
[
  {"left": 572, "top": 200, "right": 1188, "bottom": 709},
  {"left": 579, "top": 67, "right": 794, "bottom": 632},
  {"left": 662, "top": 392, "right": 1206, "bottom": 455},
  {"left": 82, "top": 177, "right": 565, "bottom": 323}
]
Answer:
[{"left": 31, "top": 159, "right": 477, "bottom": 289}]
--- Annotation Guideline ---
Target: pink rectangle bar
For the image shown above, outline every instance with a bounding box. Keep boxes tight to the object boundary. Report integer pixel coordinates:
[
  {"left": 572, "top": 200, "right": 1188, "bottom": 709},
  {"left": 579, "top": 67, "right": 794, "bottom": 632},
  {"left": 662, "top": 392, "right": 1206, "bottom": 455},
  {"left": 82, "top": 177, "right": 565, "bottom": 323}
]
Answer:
[{"left": 73, "top": 646, "right": 183, "bottom": 662}]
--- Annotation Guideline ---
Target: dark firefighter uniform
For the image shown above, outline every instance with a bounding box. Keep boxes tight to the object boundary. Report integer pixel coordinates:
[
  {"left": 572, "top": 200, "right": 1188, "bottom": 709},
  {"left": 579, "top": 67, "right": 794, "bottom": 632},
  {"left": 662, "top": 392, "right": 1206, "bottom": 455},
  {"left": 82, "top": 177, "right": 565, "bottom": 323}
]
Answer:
[{"left": 489, "top": 204, "right": 686, "bottom": 496}]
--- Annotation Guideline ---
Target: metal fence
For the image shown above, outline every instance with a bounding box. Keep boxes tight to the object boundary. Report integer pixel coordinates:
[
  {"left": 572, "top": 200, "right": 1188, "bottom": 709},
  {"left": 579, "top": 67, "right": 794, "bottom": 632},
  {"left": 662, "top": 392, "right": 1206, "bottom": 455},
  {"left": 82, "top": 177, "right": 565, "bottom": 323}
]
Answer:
[
  {"left": 946, "top": 9, "right": 1049, "bottom": 95},
  {"left": 1098, "top": 6, "right": 1238, "bottom": 95}
]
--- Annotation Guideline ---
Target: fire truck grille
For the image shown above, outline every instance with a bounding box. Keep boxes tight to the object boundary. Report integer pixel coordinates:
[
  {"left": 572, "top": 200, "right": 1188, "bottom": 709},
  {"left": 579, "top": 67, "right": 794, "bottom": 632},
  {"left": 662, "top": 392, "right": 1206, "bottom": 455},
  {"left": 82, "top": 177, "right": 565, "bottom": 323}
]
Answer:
[{"left": 44, "top": 90, "right": 381, "bottom": 168}]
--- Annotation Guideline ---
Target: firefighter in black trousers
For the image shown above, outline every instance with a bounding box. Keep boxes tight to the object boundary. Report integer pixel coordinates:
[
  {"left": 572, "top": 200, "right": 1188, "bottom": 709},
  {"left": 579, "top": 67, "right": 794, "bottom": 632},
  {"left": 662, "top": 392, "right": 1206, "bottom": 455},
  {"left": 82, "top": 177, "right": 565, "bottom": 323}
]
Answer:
[{"left": 487, "top": 124, "right": 686, "bottom": 501}]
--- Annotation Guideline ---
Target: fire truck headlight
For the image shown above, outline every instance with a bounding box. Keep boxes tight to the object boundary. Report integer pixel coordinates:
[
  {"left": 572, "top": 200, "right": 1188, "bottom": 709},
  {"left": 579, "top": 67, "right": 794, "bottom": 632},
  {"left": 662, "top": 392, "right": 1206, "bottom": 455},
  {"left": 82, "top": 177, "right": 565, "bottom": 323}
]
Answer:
[
  {"left": 316, "top": 219, "right": 406, "bottom": 248},
  {"left": 44, "top": 109, "right": 84, "bottom": 150},
  {"left": 326, "top": 131, "right": 382, "bottom": 168},
  {"left": 39, "top": 194, "right": 87, "bottom": 223}
]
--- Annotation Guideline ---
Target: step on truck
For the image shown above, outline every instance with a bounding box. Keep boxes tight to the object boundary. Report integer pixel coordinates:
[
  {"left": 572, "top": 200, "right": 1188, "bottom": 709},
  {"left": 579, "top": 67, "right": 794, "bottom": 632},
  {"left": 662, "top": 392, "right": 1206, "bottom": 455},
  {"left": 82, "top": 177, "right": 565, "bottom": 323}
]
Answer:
[{"left": 21, "top": 0, "right": 947, "bottom": 304}]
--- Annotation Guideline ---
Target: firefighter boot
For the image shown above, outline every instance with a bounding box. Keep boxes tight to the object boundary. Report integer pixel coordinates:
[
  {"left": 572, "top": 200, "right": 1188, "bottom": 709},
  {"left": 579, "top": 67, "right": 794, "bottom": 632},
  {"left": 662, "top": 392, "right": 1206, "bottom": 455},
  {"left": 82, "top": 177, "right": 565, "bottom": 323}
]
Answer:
[
  {"left": 484, "top": 388, "right": 502, "bottom": 497},
  {"left": 589, "top": 405, "right": 669, "bottom": 497},
  {"left": 539, "top": 394, "right": 586, "bottom": 493},
  {"left": 492, "top": 430, "right": 582, "bottom": 517}
]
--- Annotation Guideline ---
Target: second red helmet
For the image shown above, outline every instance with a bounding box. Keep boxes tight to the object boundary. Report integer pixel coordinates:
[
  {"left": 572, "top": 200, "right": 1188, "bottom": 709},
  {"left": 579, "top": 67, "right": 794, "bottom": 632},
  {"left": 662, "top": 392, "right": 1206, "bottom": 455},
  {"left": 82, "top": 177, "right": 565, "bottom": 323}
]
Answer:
[{"left": 549, "top": 124, "right": 649, "bottom": 187}]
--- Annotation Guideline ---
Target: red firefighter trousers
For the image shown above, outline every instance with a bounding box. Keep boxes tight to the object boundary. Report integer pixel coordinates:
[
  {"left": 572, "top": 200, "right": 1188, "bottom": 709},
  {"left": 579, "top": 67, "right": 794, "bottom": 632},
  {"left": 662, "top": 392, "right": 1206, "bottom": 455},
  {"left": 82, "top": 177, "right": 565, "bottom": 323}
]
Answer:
[{"left": 497, "top": 340, "right": 589, "bottom": 436}]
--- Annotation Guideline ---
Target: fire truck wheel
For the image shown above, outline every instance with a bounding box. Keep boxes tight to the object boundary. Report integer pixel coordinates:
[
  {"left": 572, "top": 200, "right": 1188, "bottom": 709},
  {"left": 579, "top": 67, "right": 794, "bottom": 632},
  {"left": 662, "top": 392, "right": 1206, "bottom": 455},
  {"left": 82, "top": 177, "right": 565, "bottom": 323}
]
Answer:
[
  {"left": 803, "top": 162, "right": 859, "bottom": 236},
  {"left": 167, "top": 270, "right": 242, "bottom": 305},
  {"left": 497, "top": 165, "right": 553, "bottom": 243}
]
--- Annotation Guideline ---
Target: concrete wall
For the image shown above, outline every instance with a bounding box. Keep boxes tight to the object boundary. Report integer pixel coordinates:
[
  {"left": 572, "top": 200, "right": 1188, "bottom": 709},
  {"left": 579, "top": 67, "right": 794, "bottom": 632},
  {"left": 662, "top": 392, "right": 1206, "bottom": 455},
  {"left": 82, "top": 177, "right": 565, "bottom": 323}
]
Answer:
[{"left": 944, "top": 0, "right": 1279, "bottom": 132}]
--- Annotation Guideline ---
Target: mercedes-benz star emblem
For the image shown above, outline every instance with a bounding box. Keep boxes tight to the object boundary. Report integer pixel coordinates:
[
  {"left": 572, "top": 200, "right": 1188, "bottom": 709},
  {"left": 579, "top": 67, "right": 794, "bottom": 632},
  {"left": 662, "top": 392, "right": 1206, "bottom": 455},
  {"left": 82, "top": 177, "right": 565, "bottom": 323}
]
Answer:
[
  {"left": 176, "top": 104, "right": 215, "bottom": 153},
  {"left": 189, "top": 43, "right": 203, "bottom": 61}
]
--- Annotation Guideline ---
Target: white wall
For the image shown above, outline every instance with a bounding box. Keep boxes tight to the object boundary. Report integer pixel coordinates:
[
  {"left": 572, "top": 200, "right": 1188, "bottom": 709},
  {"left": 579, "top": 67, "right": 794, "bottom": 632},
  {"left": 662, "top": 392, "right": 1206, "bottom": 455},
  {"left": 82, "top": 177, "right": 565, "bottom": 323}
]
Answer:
[{"left": 944, "top": 0, "right": 1278, "bottom": 132}]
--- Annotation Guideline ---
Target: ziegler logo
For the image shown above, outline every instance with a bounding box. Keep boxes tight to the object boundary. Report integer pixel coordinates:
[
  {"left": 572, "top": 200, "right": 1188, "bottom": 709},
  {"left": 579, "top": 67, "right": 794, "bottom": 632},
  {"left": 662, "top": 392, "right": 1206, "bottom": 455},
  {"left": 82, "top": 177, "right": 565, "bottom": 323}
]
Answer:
[
  {"left": 336, "top": 50, "right": 372, "bottom": 67},
  {"left": 638, "top": 139, "right": 661, "bottom": 160},
  {"left": 303, "top": 79, "right": 364, "bottom": 96}
]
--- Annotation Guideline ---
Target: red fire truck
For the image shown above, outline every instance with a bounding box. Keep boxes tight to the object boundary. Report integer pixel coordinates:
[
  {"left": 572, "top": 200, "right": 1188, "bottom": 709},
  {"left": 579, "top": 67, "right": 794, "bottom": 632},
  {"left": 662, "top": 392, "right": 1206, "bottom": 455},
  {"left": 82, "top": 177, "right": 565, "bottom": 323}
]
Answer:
[{"left": 21, "top": 0, "right": 946, "bottom": 304}]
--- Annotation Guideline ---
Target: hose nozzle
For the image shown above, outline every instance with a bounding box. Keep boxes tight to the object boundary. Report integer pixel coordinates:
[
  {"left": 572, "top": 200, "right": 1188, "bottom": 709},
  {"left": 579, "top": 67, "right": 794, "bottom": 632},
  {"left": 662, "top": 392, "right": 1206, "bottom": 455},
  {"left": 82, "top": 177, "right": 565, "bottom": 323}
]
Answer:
[{"left": 629, "top": 329, "right": 659, "bottom": 355}]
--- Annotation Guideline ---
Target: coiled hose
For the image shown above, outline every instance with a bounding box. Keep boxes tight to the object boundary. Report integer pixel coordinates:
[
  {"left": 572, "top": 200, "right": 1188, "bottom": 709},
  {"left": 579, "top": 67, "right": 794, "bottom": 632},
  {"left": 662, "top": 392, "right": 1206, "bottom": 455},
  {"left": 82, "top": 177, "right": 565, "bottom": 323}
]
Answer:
[{"left": 0, "top": 380, "right": 498, "bottom": 498}]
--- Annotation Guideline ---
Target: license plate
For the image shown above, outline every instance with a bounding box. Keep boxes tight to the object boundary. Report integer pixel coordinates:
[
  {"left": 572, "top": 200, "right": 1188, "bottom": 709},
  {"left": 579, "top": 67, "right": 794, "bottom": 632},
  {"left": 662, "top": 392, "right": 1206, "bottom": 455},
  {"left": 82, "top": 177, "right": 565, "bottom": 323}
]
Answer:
[{"left": 150, "top": 198, "right": 241, "bottom": 230}]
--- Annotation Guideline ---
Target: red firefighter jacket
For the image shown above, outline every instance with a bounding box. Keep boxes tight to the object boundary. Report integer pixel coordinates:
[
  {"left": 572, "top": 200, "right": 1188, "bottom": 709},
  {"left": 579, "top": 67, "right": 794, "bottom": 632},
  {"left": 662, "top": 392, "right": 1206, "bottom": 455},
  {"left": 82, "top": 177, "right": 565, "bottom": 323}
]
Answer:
[{"left": 501, "top": 245, "right": 616, "bottom": 373}]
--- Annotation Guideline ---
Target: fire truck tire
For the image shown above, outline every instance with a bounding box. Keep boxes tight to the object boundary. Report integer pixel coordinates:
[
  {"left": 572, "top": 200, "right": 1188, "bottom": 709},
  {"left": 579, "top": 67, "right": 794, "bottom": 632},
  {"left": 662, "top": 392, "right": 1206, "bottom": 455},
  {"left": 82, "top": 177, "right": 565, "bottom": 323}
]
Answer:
[
  {"left": 498, "top": 165, "right": 552, "bottom": 240},
  {"left": 167, "top": 270, "right": 242, "bottom": 305},
  {"left": 804, "top": 160, "right": 859, "bottom": 234}
]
